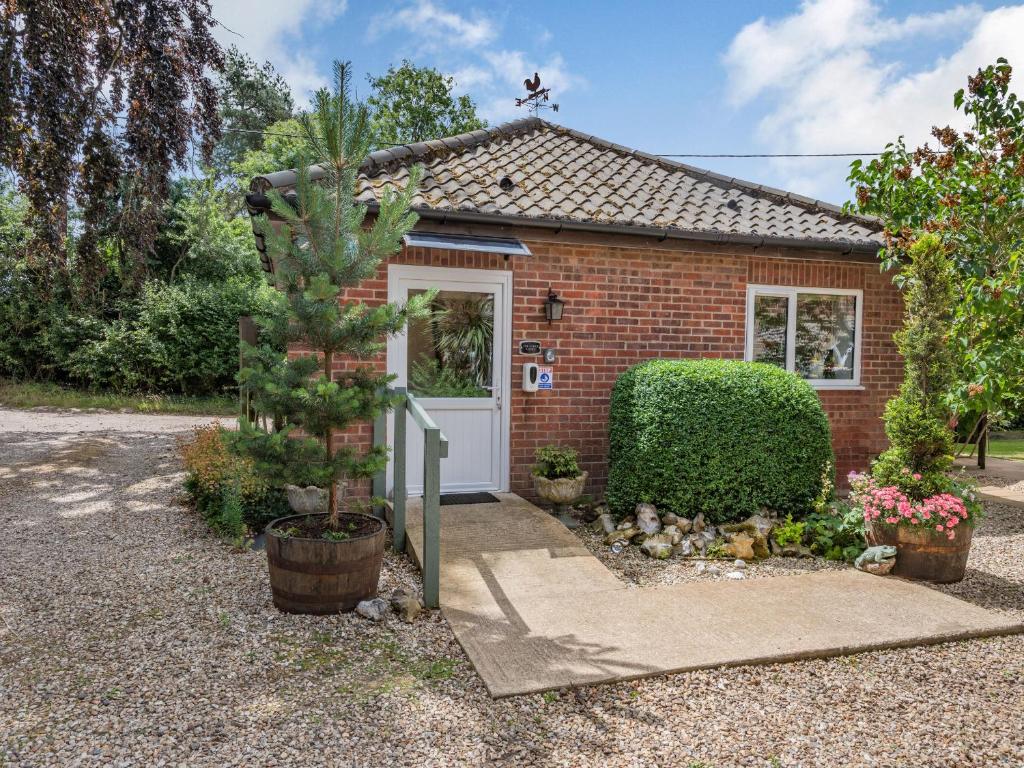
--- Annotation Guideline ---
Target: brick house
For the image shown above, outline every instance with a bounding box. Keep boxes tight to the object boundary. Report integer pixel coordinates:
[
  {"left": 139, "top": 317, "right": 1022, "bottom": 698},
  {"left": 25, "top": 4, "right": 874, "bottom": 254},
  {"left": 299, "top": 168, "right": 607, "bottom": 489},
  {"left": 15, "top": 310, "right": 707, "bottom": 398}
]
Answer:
[{"left": 247, "top": 117, "right": 900, "bottom": 501}]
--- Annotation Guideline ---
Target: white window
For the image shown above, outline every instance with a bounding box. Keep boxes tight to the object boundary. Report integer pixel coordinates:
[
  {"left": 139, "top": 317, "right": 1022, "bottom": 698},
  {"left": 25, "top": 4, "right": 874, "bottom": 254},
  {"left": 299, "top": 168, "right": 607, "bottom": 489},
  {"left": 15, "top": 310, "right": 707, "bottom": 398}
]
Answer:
[{"left": 744, "top": 285, "right": 863, "bottom": 388}]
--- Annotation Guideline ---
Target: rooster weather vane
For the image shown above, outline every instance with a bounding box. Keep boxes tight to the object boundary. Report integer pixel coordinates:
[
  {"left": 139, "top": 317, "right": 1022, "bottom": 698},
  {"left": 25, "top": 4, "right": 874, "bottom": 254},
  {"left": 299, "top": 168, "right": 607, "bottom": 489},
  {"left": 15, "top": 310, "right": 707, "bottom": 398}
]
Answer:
[{"left": 516, "top": 72, "right": 559, "bottom": 115}]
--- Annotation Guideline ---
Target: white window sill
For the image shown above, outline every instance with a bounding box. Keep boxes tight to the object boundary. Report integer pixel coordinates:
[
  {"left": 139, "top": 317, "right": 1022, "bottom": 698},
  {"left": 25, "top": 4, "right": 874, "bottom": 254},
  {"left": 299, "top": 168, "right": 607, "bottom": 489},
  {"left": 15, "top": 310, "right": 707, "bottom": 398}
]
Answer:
[{"left": 810, "top": 383, "right": 865, "bottom": 391}]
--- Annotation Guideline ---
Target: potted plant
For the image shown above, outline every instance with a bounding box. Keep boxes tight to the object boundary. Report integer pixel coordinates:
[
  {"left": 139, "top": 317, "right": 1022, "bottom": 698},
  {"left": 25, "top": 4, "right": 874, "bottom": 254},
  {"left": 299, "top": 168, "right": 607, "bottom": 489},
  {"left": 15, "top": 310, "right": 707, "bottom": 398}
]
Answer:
[
  {"left": 239, "top": 62, "right": 428, "bottom": 614},
  {"left": 849, "top": 234, "right": 981, "bottom": 582},
  {"left": 532, "top": 445, "right": 588, "bottom": 506}
]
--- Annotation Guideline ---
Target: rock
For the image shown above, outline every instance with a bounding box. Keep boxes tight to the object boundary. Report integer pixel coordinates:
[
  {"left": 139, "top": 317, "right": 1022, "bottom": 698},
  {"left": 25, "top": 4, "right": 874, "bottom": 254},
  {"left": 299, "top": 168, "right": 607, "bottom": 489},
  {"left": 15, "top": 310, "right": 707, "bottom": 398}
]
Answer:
[
  {"left": 284, "top": 484, "right": 328, "bottom": 514},
  {"left": 862, "top": 560, "right": 895, "bottom": 576},
  {"left": 641, "top": 533, "right": 673, "bottom": 559},
  {"left": 390, "top": 590, "right": 423, "bottom": 623},
  {"left": 732, "top": 559, "right": 747, "bottom": 570},
  {"left": 675, "top": 538, "right": 694, "bottom": 557},
  {"left": 692, "top": 512, "right": 706, "bottom": 533},
  {"left": 616, "top": 516, "right": 636, "bottom": 531},
  {"left": 855, "top": 545, "right": 897, "bottom": 576},
  {"left": 661, "top": 512, "right": 679, "bottom": 527},
  {"left": 725, "top": 571, "right": 746, "bottom": 580},
  {"left": 751, "top": 535, "right": 771, "bottom": 560},
  {"left": 724, "top": 532, "right": 755, "bottom": 561},
  {"left": 722, "top": 514, "right": 774, "bottom": 540},
  {"left": 706, "top": 565, "right": 722, "bottom": 576},
  {"left": 695, "top": 561, "right": 706, "bottom": 574},
  {"left": 355, "top": 598, "right": 388, "bottom": 622},
  {"left": 604, "top": 528, "right": 639, "bottom": 546},
  {"left": 635, "top": 503, "right": 661, "bottom": 535},
  {"left": 661, "top": 525, "right": 682, "bottom": 545},
  {"left": 590, "top": 513, "right": 617, "bottom": 535},
  {"left": 774, "top": 540, "right": 814, "bottom": 558},
  {"left": 676, "top": 517, "right": 692, "bottom": 534}
]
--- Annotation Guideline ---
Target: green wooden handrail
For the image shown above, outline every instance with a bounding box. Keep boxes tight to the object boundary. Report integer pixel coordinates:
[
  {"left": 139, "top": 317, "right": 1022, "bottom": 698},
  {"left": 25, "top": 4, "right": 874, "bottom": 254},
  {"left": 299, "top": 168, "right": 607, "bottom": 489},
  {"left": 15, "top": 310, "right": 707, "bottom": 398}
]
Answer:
[{"left": 371, "top": 387, "right": 447, "bottom": 609}]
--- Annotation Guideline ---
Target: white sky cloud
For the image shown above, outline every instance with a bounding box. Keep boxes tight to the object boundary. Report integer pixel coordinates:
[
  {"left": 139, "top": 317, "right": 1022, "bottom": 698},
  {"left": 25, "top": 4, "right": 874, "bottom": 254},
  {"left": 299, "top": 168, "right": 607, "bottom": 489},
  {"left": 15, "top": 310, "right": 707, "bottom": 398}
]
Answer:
[
  {"left": 368, "top": 0, "right": 496, "bottom": 49},
  {"left": 721, "top": 0, "right": 1024, "bottom": 200},
  {"left": 210, "top": 0, "right": 348, "bottom": 103}
]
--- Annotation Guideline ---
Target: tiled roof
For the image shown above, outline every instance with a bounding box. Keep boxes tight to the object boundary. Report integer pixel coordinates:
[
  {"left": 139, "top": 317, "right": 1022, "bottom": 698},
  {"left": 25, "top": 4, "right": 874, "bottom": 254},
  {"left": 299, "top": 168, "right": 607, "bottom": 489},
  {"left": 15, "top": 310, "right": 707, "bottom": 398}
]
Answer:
[{"left": 253, "top": 117, "right": 882, "bottom": 253}]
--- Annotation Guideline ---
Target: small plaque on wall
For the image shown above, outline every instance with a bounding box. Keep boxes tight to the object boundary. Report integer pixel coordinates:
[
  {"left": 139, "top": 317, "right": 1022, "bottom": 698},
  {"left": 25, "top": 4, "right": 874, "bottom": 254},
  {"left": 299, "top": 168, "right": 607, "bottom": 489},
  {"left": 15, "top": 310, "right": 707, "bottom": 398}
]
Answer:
[{"left": 518, "top": 340, "right": 541, "bottom": 355}]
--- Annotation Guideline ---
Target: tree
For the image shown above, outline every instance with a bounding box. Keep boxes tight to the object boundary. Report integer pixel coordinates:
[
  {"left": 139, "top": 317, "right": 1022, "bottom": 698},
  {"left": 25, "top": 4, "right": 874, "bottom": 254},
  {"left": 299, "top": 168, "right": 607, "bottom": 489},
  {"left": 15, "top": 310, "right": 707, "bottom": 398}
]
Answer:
[
  {"left": 213, "top": 47, "right": 294, "bottom": 179},
  {"left": 367, "top": 60, "right": 485, "bottom": 148},
  {"left": 871, "top": 235, "right": 957, "bottom": 495},
  {"left": 847, "top": 58, "right": 1024, "bottom": 429},
  {"left": 0, "top": 0, "right": 223, "bottom": 296},
  {"left": 240, "top": 62, "right": 429, "bottom": 527}
]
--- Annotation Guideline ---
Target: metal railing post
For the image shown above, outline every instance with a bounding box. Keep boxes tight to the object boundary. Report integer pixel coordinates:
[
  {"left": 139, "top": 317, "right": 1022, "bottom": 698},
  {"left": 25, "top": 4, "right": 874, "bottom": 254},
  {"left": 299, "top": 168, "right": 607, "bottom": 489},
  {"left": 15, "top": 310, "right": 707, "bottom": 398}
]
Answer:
[
  {"left": 422, "top": 425, "right": 441, "bottom": 609},
  {"left": 392, "top": 387, "right": 407, "bottom": 553}
]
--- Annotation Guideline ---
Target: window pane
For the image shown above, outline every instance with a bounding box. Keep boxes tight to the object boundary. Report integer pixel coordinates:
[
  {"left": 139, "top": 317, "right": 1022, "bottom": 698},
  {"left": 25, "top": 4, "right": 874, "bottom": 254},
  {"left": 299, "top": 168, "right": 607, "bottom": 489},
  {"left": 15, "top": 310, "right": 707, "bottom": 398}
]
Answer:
[
  {"left": 407, "top": 289, "right": 493, "bottom": 398},
  {"left": 795, "top": 293, "right": 856, "bottom": 380},
  {"left": 752, "top": 294, "right": 789, "bottom": 368}
]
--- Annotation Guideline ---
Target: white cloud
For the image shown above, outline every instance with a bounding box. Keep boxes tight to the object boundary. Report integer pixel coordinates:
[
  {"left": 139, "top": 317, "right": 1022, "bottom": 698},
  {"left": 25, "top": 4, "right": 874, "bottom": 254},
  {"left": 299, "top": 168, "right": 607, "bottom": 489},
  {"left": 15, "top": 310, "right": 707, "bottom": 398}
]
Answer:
[
  {"left": 721, "top": 0, "right": 1024, "bottom": 200},
  {"left": 369, "top": 0, "right": 496, "bottom": 49},
  {"left": 210, "top": 0, "right": 348, "bottom": 103}
]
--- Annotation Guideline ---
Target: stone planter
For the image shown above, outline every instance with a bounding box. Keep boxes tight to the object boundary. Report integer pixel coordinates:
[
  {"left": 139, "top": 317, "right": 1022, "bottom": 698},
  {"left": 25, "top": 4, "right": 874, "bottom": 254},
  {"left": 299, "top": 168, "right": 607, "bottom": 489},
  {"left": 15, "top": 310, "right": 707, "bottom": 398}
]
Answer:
[
  {"left": 867, "top": 520, "right": 974, "bottom": 583},
  {"left": 534, "top": 472, "right": 588, "bottom": 505},
  {"left": 265, "top": 512, "right": 385, "bottom": 614}
]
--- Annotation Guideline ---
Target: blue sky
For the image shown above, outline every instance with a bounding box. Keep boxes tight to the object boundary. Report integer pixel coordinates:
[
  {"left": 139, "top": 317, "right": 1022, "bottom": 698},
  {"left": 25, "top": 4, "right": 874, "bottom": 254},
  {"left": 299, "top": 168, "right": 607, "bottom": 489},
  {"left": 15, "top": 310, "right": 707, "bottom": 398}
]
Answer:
[{"left": 212, "top": 0, "right": 1024, "bottom": 204}]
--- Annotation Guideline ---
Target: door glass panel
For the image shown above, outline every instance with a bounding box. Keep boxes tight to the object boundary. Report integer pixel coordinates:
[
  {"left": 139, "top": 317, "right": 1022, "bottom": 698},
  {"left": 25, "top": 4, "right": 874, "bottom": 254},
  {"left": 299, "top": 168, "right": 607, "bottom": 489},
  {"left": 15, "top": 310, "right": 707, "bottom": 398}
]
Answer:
[
  {"left": 407, "top": 289, "right": 493, "bottom": 398},
  {"left": 795, "top": 293, "right": 857, "bottom": 380},
  {"left": 751, "top": 294, "right": 789, "bottom": 368}
]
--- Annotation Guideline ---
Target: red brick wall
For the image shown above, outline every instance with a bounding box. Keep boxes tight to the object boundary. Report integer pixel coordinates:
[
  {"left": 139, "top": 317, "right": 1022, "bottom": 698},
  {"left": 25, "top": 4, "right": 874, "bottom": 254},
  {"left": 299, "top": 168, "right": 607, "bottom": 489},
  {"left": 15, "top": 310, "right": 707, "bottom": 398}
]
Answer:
[{"left": 306, "top": 230, "right": 903, "bottom": 500}]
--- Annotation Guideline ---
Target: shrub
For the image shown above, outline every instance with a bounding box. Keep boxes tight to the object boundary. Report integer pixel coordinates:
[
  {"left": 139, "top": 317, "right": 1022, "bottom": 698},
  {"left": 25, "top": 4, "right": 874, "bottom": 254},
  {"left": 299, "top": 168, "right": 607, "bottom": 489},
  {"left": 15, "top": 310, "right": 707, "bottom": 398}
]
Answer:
[
  {"left": 606, "top": 359, "right": 834, "bottom": 523},
  {"left": 67, "top": 277, "right": 277, "bottom": 395},
  {"left": 179, "top": 423, "right": 288, "bottom": 534},
  {"left": 532, "top": 445, "right": 582, "bottom": 480}
]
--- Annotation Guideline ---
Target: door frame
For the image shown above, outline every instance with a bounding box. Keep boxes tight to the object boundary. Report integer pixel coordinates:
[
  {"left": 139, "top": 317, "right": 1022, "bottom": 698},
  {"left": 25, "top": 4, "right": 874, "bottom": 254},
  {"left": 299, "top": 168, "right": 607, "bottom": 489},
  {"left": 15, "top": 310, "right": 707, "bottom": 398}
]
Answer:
[{"left": 385, "top": 264, "right": 513, "bottom": 495}]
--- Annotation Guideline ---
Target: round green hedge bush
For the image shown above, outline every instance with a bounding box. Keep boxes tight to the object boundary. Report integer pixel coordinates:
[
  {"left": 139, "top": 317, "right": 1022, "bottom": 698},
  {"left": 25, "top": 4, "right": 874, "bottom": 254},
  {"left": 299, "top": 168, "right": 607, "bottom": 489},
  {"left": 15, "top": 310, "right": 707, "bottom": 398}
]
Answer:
[{"left": 606, "top": 359, "right": 834, "bottom": 523}]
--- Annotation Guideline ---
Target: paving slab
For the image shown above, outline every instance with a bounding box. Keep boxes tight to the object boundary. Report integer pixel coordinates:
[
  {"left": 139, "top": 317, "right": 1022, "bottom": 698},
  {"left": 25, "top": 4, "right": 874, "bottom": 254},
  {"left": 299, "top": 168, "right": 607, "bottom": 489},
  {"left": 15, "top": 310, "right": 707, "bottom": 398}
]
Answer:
[{"left": 406, "top": 495, "right": 1024, "bottom": 697}]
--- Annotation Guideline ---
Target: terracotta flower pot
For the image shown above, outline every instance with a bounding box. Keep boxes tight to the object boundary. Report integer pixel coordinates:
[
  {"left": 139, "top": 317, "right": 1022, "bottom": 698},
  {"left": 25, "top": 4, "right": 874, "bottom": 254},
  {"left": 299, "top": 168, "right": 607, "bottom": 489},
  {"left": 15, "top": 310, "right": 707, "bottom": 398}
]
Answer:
[
  {"left": 867, "top": 520, "right": 974, "bottom": 583},
  {"left": 534, "top": 472, "right": 588, "bottom": 505}
]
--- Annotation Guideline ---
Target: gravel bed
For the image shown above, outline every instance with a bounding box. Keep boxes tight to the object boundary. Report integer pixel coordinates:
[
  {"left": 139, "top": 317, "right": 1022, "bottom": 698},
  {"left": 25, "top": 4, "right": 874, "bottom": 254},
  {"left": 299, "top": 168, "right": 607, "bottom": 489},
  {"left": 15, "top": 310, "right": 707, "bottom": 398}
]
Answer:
[
  {"left": 2, "top": 409, "right": 1023, "bottom": 767},
  {"left": 574, "top": 526, "right": 847, "bottom": 587}
]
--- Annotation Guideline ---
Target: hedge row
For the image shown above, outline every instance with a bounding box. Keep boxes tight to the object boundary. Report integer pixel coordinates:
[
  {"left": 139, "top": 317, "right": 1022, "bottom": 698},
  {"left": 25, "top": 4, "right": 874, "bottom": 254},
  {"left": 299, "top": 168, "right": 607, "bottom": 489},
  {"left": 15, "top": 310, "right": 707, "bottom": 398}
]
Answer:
[{"left": 606, "top": 359, "right": 834, "bottom": 523}]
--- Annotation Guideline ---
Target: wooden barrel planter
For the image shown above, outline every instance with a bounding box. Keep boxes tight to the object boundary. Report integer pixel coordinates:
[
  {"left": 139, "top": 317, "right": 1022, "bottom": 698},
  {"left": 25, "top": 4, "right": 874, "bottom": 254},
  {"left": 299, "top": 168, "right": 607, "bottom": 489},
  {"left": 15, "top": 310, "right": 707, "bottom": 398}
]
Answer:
[
  {"left": 265, "top": 512, "right": 385, "bottom": 614},
  {"left": 867, "top": 521, "right": 974, "bottom": 583}
]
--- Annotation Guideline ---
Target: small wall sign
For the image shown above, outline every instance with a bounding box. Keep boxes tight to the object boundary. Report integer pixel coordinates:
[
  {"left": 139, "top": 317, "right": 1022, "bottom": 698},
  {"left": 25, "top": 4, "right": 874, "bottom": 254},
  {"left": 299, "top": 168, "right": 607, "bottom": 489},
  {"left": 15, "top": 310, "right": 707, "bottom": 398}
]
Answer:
[
  {"left": 518, "top": 340, "right": 541, "bottom": 355},
  {"left": 538, "top": 366, "right": 553, "bottom": 389}
]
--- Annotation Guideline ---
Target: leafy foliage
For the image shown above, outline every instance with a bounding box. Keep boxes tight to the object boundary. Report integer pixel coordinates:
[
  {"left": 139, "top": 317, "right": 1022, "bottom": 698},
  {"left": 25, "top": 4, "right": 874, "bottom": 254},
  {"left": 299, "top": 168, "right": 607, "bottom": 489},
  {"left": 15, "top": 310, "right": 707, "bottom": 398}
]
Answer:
[
  {"left": 0, "top": 0, "right": 223, "bottom": 295},
  {"left": 532, "top": 445, "right": 582, "bottom": 480},
  {"left": 773, "top": 515, "right": 806, "bottom": 547},
  {"left": 240, "top": 62, "right": 427, "bottom": 525},
  {"left": 178, "top": 424, "right": 289, "bottom": 534},
  {"left": 213, "top": 46, "right": 294, "bottom": 178},
  {"left": 606, "top": 359, "right": 834, "bottom": 523},
  {"left": 847, "top": 58, "right": 1024, "bottom": 425},
  {"left": 408, "top": 359, "right": 487, "bottom": 398},
  {"left": 803, "top": 503, "right": 866, "bottom": 562},
  {"left": 871, "top": 235, "right": 957, "bottom": 495},
  {"left": 367, "top": 60, "right": 486, "bottom": 147}
]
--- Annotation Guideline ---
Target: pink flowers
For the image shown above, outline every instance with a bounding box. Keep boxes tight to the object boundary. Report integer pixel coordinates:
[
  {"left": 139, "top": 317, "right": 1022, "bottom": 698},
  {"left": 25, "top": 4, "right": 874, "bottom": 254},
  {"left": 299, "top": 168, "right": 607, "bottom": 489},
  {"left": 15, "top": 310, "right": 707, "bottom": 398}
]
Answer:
[{"left": 849, "top": 472, "right": 972, "bottom": 541}]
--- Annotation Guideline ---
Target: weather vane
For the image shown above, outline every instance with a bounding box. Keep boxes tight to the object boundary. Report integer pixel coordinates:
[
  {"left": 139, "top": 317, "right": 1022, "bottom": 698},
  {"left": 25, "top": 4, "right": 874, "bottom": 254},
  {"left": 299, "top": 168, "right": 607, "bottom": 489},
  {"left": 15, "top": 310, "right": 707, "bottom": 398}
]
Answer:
[{"left": 516, "top": 72, "right": 559, "bottom": 116}]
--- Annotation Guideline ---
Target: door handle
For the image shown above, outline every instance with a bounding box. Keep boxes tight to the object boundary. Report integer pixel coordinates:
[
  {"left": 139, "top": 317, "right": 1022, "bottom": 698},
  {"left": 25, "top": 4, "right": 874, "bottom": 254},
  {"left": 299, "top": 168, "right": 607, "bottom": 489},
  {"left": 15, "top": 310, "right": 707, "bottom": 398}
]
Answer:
[{"left": 495, "top": 391, "right": 502, "bottom": 410}]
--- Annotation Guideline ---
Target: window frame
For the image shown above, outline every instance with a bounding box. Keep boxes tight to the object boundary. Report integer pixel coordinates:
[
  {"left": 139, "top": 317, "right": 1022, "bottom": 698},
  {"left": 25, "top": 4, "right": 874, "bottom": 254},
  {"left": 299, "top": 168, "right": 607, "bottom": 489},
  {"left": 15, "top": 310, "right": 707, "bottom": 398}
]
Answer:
[{"left": 744, "top": 284, "right": 864, "bottom": 389}]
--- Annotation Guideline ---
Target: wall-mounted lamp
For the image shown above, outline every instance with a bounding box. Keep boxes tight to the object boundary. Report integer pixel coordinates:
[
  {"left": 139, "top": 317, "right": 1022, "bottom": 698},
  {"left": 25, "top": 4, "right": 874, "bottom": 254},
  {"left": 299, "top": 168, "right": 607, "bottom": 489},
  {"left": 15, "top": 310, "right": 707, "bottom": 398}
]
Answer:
[{"left": 543, "top": 288, "right": 565, "bottom": 324}]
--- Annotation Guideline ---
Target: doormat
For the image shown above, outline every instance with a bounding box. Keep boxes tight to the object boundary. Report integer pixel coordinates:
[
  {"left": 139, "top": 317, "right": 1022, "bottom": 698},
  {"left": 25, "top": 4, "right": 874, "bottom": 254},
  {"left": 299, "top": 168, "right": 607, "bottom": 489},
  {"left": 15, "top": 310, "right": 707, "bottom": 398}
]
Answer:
[{"left": 440, "top": 492, "right": 501, "bottom": 506}]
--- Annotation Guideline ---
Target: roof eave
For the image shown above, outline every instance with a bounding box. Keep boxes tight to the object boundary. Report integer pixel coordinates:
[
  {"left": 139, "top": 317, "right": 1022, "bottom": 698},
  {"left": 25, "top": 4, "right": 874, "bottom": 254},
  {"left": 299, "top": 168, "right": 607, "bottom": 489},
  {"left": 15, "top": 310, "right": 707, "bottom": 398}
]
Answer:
[{"left": 376, "top": 203, "right": 883, "bottom": 258}]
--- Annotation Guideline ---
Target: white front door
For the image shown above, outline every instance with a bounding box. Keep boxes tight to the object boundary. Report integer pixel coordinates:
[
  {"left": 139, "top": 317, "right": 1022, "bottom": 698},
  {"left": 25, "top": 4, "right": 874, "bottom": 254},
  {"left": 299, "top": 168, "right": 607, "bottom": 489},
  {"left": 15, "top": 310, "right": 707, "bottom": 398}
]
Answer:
[{"left": 387, "top": 265, "right": 511, "bottom": 495}]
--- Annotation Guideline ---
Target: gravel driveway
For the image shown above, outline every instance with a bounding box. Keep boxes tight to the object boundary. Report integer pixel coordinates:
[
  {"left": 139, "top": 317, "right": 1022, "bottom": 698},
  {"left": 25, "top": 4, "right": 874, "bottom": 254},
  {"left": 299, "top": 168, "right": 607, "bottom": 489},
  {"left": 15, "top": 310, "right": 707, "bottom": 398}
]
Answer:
[{"left": 2, "top": 409, "right": 1023, "bottom": 767}]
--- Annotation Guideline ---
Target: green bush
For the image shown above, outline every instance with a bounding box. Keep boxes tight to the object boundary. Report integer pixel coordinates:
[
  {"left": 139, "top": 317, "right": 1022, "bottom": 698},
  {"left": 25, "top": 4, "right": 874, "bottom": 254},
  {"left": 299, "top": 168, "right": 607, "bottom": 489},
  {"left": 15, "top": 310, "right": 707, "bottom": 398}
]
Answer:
[
  {"left": 67, "top": 277, "right": 276, "bottom": 395},
  {"left": 532, "top": 445, "right": 582, "bottom": 480},
  {"left": 606, "top": 359, "right": 834, "bottom": 523}
]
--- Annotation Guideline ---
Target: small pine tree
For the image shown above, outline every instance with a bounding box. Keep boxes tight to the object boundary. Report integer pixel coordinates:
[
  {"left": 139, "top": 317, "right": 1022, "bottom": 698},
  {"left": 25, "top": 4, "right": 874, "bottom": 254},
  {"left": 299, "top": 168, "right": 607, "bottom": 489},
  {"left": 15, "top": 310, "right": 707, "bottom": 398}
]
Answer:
[
  {"left": 872, "top": 234, "right": 957, "bottom": 493},
  {"left": 240, "top": 62, "right": 429, "bottom": 528}
]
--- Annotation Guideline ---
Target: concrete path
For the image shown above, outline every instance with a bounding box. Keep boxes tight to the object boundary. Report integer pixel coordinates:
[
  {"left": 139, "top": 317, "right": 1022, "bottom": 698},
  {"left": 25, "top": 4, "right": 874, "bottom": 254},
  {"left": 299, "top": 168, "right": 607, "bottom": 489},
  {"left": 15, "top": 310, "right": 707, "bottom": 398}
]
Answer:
[
  {"left": 407, "top": 494, "right": 1024, "bottom": 697},
  {"left": 955, "top": 456, "right": 1024, "bottom": 508}
]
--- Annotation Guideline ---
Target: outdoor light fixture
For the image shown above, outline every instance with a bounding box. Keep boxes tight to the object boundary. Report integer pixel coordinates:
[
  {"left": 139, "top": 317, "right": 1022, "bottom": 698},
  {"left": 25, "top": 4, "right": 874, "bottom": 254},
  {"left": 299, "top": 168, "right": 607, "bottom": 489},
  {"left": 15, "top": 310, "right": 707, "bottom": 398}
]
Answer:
[{"left": 543, "top": 288, "right": 565, "bottom": 324}]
